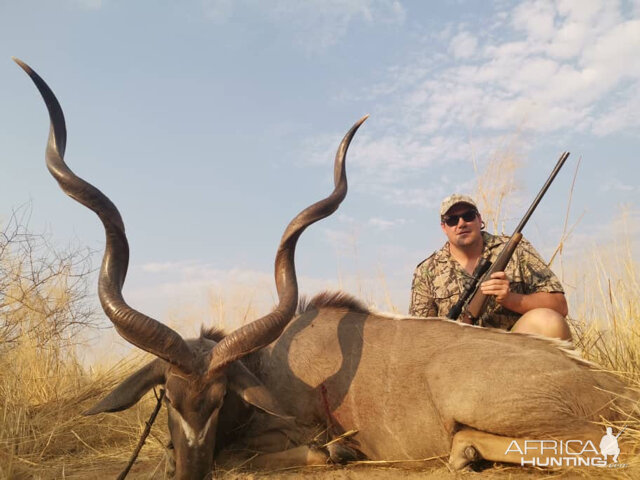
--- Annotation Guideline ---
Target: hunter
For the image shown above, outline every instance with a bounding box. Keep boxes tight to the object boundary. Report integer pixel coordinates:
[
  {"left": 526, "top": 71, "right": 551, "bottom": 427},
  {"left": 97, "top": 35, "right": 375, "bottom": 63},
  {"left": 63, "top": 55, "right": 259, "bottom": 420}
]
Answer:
[{"left": 410, "top": 194, "right": 571, "bottom": 340}]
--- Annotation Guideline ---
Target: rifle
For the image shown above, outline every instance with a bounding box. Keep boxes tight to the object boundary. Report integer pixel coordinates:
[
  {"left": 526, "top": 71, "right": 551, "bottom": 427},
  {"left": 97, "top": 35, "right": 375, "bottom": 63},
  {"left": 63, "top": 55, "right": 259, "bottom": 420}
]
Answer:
[{"left": 447, "top": 151, "right": 570, "bottom": 325}]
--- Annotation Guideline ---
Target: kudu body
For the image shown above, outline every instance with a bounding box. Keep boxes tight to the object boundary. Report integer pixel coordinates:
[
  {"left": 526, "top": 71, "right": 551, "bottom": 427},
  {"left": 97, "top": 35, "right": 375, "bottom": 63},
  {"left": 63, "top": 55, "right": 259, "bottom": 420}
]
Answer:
[
  {"left": 255, "top": 294, "right": 636, "bottom": 468},
  {"left": 17, "top": 59, "right": 635, "bottom": 476}
]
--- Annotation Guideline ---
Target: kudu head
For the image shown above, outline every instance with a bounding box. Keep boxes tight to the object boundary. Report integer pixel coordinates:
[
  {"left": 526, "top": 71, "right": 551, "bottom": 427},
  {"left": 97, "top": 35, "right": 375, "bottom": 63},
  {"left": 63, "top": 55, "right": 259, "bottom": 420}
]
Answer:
[{"left": 14, "top": 57, "right": 367, "bottom": 479}]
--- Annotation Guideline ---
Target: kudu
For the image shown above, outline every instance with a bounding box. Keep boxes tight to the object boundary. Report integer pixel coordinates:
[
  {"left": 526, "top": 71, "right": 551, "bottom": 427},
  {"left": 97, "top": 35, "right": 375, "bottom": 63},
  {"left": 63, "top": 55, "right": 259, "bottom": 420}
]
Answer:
[
  {"left": 15, "top": 58, "right": 366, "bottom": 478},
  {"left": 17, "top": 58, "right": 637, "bottom": 475}
]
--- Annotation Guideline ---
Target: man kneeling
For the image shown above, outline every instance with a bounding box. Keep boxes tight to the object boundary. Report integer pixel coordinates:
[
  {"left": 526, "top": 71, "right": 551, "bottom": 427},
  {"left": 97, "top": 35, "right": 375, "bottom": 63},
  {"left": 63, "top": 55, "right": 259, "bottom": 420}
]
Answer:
[{"left": 410, "top": 194, "right": 570, "bottom": 340}]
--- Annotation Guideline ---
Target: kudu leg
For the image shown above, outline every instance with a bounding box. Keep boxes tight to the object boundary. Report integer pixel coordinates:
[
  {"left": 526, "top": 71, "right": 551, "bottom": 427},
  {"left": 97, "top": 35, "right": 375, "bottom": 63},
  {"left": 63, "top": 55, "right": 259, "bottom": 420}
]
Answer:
[
  {"left": 220, "top": 426, "right": 360, "bottom": 470},
  {"left": 247, "top": 439, "right": 362, "bottom": 468},
  {"left": 450, "top": 427, "right": 605, "bottom": 470},
  {"left": 247, "top": 444, "right": 330, "bottom": 468}
]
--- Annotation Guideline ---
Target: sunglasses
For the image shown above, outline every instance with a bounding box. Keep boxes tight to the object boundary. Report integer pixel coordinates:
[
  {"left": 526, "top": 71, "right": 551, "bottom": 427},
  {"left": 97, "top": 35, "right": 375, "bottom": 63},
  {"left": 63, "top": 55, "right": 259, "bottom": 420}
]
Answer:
[{"left": 442, "top": 210, "right": 478, "bottom": 227}]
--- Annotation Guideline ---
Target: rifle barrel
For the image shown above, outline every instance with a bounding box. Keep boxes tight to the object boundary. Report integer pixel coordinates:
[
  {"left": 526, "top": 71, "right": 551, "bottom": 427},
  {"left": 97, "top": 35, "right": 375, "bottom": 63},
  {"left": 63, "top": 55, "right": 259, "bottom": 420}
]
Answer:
[{"left": 514, "top": 152, "right": 570, "bottom": 233}]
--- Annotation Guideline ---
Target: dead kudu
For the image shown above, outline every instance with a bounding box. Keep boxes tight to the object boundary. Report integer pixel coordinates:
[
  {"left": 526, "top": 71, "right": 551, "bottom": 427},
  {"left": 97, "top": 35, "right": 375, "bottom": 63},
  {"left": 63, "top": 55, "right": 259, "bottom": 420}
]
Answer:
[{"left": 17, "top": 59, "right": 637, "bottom": 476}]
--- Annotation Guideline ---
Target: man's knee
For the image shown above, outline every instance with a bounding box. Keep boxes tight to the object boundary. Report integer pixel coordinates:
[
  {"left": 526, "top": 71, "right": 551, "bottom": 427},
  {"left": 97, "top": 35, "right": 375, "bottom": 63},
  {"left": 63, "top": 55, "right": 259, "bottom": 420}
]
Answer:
[{"left": 511, "top": 308, "right": 572, "bottom": 341}]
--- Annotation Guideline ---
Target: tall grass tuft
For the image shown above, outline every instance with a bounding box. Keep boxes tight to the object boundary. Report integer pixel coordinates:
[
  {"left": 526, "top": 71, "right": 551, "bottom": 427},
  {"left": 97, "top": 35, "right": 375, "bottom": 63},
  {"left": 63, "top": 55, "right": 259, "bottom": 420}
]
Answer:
[
  {"left": 472, "top": 136, "right": 522, "bottom": 234},
  {"left": 0, "top": 210, "right": 169, "bottom": 478},
  {"left": 568, "top": 210, "right": 640, "bottom": 378}
]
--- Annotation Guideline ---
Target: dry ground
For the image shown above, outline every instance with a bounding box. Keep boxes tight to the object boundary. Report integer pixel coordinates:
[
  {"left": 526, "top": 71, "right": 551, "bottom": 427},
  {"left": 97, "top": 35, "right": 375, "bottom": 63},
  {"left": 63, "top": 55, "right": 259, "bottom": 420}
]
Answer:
[{"left": 11, "top": 459, "right": 640, "bottom": 480}]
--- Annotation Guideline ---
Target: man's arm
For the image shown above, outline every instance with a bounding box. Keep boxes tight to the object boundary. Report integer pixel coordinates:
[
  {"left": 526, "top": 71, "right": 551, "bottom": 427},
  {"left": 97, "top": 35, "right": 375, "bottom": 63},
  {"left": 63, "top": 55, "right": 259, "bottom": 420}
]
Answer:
[
  {"left": 480, "top": 271, "right": 568, "bottom": 316},
  {"left": 409, "top": 266, "right": 438, "bottom": 317}
]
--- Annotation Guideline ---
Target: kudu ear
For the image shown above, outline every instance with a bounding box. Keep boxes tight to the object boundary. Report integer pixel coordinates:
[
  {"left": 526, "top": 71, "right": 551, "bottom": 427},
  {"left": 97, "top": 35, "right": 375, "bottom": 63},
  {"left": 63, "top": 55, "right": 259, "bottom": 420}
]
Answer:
[
  {"left": 227, "top": 361, "right": 294, "bottom": 420},
  {"left": 84, "top": 358, "right": 167, "bottom": 415}
]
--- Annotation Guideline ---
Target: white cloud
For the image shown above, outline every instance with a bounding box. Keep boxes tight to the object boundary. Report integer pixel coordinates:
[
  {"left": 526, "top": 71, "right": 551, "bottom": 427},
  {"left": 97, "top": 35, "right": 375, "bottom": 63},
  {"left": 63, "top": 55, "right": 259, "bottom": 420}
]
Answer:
[
  {"left": 591, "top": 83, "right": 640, "bottom": 136},
  {"left": 322, "top": 227, "right": 360, "bottom": 254},
  {"left": 373, "top": 184, "right": 448, "bottom": 209},
  {"left": 581, "top": 19, "right": 640, "bottom": 83},
  {"left": 315, "top": 129, "right": 478, "bottom": 178},
  {"left": 129, "top": 261, "right": 346, "bottom": 330},
  {"left": 336, "top": 213, "right": 356, "bottom": 224},
  {"left": 512, "top": 0, "right": 557, "bottom": 40},
  {"left": 371, "top": 0, "right": 640, "bottom": 139},
  {"left": 599, "top": 178, "right": 638, "bottom": 193},
  {"left": 367, "top": 217, "right": 407, "bottom": 230},
  {"left": 546, "top": 21, "right": 589, "bottom": 58},
  {"left": 142, "top": 261, "right": 193, "bottom": 274},
  {"left": 448, "top": 31, "right": 478, "bottom": 59},
  {"left": 141, "top": 260, "right": 272, "bottom": 286}
]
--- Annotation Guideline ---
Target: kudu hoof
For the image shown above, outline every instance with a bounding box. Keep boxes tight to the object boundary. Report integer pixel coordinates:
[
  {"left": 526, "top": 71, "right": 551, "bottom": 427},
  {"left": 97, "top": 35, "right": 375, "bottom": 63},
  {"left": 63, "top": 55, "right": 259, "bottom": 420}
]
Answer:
[
  {"left": 449, "top": 444, "right": 481, "bottom": 470},
  {"left": 327, "top": 442, "right": 363, "bottom": 464}
]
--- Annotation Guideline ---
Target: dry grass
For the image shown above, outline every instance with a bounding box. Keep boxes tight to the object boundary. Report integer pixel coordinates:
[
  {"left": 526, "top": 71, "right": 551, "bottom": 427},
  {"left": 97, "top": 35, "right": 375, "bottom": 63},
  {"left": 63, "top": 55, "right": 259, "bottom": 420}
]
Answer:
[
  {"left": 565, "top": 229, "right": 640, "bottom": 474},
  {"left": 569, "top": 212, "right": 640, "bottom": 374},
  {"left": 0, "top": 213, "right": 170, "bottom": 479},
  {"left": 0, "top": 348, "right": 171, "bottom": 479},
  {"left": 472, "top": 134, "right": 522, "bottom": 234}
]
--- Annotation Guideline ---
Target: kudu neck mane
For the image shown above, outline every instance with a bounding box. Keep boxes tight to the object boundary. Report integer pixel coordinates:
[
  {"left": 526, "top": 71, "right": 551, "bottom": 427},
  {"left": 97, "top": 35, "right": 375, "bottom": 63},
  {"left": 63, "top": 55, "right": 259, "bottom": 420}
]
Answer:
[
  {"left": 198, "top": 291, "right": 369, "bottom": 344},
  {"left": 297, "top": 291, "right": 370, "bottom": 315}
]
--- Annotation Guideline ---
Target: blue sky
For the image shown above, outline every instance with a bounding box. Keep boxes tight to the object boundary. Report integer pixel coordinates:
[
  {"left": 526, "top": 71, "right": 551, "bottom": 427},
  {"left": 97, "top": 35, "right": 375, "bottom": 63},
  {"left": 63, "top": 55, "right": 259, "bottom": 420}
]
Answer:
[{"left": 1, "top": 0, "right": 639, "bottom": 336}]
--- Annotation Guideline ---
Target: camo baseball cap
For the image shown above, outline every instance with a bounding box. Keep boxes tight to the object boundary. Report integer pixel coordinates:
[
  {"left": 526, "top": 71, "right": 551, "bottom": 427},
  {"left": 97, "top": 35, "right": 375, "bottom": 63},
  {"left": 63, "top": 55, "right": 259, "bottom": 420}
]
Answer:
[{"left": 439, "top": 194, "right": 478, "bottom": 216}]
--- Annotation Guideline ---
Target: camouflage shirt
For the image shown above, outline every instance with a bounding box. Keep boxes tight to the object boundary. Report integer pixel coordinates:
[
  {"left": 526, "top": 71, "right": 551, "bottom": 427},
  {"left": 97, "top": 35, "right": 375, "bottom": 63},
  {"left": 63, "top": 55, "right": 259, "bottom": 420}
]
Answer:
[{"left": 409, "top": 232, "right": 564, "bottom": 330}]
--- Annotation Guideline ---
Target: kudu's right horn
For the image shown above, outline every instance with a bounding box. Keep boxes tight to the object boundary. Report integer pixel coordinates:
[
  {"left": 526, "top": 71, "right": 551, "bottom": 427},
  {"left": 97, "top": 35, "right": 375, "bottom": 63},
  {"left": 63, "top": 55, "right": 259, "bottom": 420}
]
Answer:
[
  {"left": 207, "top": 114, "right": 368, "bottom": 376},
  {"left": 14, "top": 57, "right": 196, "bottom": 373}
]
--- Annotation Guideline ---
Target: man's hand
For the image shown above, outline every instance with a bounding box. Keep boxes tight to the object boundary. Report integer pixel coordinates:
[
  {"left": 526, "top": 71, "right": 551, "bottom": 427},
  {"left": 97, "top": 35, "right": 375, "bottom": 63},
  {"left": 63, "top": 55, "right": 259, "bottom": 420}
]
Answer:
[
  {"left": 480, "top": 271, "right": 511, "bottom": 304},
  {"left": 479, "top": 272, "right": 569, "bottom": 316}
]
